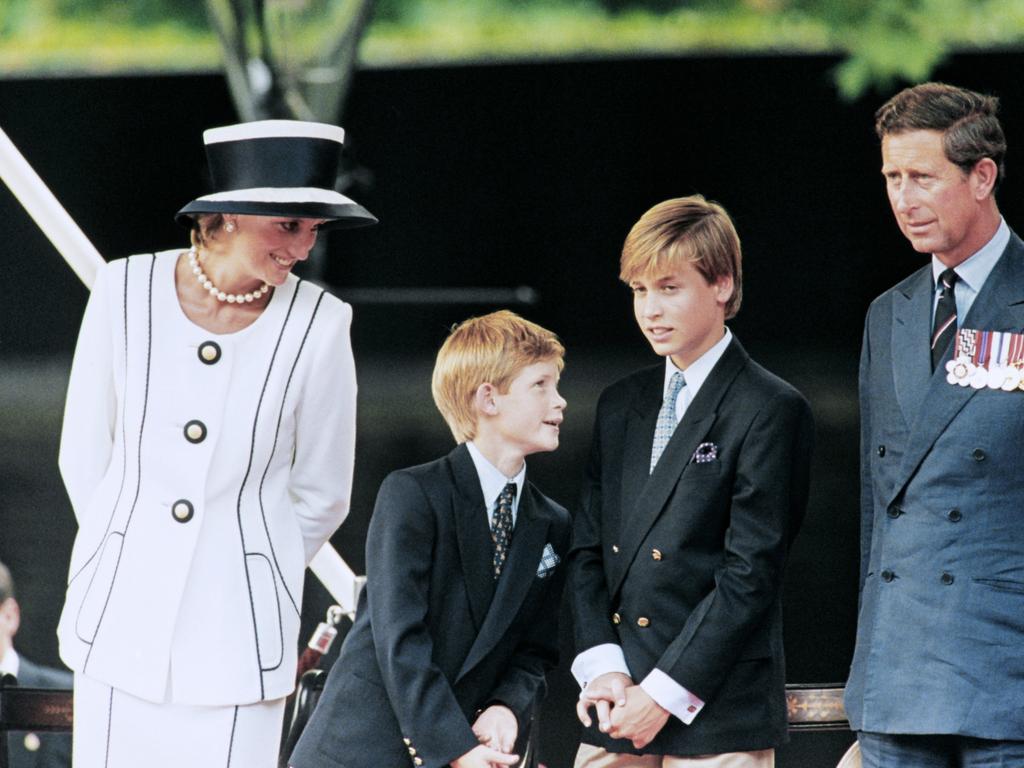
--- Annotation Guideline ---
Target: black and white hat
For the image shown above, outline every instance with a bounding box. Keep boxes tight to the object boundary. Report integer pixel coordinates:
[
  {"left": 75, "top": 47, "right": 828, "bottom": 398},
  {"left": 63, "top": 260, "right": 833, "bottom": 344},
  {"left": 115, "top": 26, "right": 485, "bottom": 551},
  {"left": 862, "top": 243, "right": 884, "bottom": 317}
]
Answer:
[{"left": 175, "top": 120, "right": 377, "bottom": 229}]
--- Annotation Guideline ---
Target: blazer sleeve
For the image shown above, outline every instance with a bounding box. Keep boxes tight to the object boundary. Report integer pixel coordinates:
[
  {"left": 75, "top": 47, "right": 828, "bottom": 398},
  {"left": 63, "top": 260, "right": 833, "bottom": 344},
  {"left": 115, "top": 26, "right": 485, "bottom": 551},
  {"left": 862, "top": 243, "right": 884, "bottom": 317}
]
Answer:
[
  {"left": 654, "top": 390, "right": 814, "bottom": 702},
  {"left": 289, "top": 296, "right": 357, "bottom": 563},
  {"left": 59, "top": 261, "right": 118, "bottom": 522},
  {"left": 568, "top": 395, "right": 623, "bottom": 655},
  {"left": 365, "top": 471, "right": 480, "bottom": 767},
  {"left": 486, "top": 507, "right": 571, "bottom": 725},
  {"left": 858, "top": 311, "right": 875, "bottom": 596}
]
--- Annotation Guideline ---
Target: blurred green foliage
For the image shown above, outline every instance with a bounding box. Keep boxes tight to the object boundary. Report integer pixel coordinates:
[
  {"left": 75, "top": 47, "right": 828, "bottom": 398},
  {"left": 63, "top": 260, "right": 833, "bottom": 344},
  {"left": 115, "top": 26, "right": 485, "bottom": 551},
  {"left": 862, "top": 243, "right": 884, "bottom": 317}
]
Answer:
[{"left": 1, "top": 0, "right": 1023, "bottom": 98}]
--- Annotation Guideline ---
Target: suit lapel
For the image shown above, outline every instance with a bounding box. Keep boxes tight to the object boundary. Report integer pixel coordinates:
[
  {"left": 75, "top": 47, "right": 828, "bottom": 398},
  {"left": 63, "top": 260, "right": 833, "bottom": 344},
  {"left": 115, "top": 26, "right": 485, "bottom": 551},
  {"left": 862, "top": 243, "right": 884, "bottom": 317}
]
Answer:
[
  {"left": 891, "top": 267, "right": 934, "bottom": 422},
  {"left": 450, "top": 444, "right": 495, "bottom": 631},
  {"left": 888, "top": 235, "right": 1024, "bottom": 507},
  {"left": 610, "top": 339, "right": 748, "bottom": 598},
  {"left": 456, "top": 483, "right": 550, "bottom": 681}
]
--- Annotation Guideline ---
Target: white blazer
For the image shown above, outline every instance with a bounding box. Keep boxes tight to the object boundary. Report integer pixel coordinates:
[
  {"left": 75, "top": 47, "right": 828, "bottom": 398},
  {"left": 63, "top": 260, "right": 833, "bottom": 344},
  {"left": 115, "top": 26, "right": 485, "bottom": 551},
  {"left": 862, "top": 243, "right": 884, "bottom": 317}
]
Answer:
[{"left": 57, "top": 251, "right": 356, "bottom": 706}]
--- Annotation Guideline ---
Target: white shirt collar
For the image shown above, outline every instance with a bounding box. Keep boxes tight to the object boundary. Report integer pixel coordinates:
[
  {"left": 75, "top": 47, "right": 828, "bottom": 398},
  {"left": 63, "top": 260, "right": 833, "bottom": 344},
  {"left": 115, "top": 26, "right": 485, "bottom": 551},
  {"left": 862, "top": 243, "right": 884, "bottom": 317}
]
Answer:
[
  {"left": 931, "top": 217, "right": 1009, "bottom": 294},
  {"left": 0, "top": 646, "right": 20, "bottom": 678},
  {"left": 465, "top": 441, "right": 525, "bottom": 524},
  {"left": 663, "top": 327, "right": 733, "bottom": 403}
]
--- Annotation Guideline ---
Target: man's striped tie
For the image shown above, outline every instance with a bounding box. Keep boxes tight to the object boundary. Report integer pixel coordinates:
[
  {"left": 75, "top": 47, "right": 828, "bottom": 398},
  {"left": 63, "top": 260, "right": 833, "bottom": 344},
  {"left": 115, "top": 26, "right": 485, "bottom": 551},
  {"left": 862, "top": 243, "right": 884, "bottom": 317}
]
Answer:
[{"left": 931, "top": 268, "right": 958, "bottom": 371}]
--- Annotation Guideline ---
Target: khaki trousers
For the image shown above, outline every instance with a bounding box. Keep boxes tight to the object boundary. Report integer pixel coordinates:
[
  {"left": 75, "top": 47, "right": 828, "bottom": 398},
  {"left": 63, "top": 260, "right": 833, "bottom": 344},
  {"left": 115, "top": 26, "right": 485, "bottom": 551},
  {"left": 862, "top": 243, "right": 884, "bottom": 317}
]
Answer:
[{"left": 574, "top": 743, "right": 775, "bottom": 768}]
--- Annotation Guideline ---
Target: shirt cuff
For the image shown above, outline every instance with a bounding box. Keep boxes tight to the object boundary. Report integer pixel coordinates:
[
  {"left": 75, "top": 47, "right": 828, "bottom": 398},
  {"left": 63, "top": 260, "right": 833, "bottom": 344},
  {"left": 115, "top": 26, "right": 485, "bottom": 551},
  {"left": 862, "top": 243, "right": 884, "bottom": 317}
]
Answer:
[
  {"left": 640, "top": 668, "right": 705, "bottom": 725},
  {"left": 570, "top": 644, "right": 631, "bottom": 690}
]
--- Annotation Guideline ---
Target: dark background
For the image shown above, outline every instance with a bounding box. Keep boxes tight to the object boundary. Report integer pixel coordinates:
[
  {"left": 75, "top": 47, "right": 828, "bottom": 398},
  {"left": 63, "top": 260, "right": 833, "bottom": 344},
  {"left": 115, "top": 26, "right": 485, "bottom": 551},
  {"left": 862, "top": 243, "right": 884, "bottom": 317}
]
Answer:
[{"left": 2, "top": 51, "right": 1022, "bottom": 766}]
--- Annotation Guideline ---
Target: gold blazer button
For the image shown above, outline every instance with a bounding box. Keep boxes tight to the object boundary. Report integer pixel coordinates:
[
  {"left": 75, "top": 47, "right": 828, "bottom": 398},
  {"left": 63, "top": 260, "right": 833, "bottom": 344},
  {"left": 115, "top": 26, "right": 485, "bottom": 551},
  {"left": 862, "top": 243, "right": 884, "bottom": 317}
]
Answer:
[
  {"left": 612, "top": 612, "right": 621, "bottom": 625},
  {"left": 651, "top": 549, "right": 662, "bottom": 560},
  {"left": 637, "top": 617, "right": 650, "bottom": 628}
]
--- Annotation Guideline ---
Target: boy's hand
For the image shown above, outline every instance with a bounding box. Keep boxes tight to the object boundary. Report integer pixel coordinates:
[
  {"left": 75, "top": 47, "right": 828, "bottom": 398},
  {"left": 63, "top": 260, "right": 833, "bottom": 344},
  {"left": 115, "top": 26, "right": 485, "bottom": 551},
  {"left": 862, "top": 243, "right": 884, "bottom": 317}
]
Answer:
[
  {"left": 471, "top": 705, "right": 519, "bottom": 755},
  {"left": 451, "top": 743, "right": 519, "bottom": 768},
  {"left": 606, "top": 684, "right": 670, "bottom": 749},
  {"left": 576, "top": 672, "right": 632, "bottom": 730}
]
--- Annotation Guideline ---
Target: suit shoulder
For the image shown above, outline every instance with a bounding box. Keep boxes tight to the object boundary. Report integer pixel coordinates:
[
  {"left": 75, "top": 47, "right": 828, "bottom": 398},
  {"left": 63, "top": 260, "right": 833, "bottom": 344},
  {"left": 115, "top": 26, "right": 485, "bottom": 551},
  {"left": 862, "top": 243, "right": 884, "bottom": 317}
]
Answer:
[
  {"left": 596, "top": 363, "right": 661, "bottom": 410},
  {"left": 740, "top": 358, "right": 812, "bottom": 414},
  {"left": 17, "top": 656, "right": 73, "bottom": 688},
  {"left": 867, "top": 263, "right": 931, "bottom": 312}
]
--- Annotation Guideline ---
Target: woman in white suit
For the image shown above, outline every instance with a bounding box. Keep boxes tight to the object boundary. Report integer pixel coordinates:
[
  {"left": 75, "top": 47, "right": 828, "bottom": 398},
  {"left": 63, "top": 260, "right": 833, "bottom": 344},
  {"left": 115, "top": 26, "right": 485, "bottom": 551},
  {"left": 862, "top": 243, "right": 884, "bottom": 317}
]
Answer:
[{"left": 56, "top": 120, "right": 376, "bottom": 767}]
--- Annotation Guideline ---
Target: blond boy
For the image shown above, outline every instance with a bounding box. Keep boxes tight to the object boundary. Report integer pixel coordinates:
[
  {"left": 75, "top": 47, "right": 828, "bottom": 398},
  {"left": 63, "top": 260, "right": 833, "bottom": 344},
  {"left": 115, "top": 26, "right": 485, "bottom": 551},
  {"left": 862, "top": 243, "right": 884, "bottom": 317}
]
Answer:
[
  {"left": 570, "top": 196, "right": 814, "bottom": 767},
  {"left": 290, "top": 310, "right": 571, "bottom": 768}
]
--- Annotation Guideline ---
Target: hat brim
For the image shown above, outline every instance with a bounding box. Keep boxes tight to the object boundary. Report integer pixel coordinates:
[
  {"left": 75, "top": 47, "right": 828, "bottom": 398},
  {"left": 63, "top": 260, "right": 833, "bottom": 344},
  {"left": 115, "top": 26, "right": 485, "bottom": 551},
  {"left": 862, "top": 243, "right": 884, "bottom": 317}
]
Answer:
[{"left": 175, "top": 198, "right": 378, "bottom": 231}]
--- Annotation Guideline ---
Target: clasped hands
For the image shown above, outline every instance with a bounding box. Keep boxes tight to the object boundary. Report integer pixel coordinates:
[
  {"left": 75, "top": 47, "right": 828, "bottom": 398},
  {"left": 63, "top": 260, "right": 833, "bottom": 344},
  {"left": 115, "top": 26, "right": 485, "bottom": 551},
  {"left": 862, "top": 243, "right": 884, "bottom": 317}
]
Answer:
[
  {"left": 452, "top": 704, "right": 519, "bottom": 768},
  {"left": 575, "top": 672, "right": 670, "bottom": 749}
]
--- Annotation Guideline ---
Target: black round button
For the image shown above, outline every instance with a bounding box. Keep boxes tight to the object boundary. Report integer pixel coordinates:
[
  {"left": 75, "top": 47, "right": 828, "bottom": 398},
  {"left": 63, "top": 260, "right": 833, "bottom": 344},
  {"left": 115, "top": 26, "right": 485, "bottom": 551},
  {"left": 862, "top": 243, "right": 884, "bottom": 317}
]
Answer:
[
  {"left": 972, "top": 448, "right": 986, "bottom": 462},
  {"left": 171, "top": 499, "right": 194, "bottom": 523},
  {"left": 940, "top": 572, "right": 955, "bottom": 585},
  {"left": 947, "top": 509, "right": 962, "bottom": 522},
  {"left": 881, "top": 569, "right": 895, "bottom": 582},
  {"left": 183, "top": 420, "right": 207, "bottom": 444},
  {"left": 197, "top": 341, "right": 222, "bottom": 365},
  {"left": 887, "top": 506, "right": 903, "bottom": 519},
  {"left": 877, "top": 445, "right": 886, "bottom": 457}
]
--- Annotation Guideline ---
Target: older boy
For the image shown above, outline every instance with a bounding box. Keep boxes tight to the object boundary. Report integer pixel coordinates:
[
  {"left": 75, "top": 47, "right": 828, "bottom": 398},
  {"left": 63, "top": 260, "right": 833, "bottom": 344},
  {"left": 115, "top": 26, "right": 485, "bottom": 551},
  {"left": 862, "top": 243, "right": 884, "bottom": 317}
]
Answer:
[
  {"left": 289, "top": 310, "right": 570, "bottom": 768},
  {"left": 570, "top": 196, "right": 813, "bottom": 767}
]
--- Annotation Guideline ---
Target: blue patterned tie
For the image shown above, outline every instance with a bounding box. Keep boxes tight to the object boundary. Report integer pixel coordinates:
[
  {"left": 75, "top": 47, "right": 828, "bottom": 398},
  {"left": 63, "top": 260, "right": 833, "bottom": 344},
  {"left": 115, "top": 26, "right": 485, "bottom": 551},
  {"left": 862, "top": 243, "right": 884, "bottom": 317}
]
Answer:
[
  {"left": 491, "top": 482, "right": 516, "bottom": 579},
  {"left": 650, "top": 371, "right": 686, "bottom": 473}
]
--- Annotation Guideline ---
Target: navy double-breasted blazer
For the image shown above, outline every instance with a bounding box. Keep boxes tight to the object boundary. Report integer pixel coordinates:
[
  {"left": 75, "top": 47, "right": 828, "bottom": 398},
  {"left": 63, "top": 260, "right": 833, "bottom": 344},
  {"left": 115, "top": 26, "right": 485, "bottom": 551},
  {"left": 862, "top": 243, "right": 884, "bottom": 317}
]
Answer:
[
  {"left": 289, "top": 444, "right": 571, "bottom": 768},
  {"left": 846, "top": 232, "right": 1024, "bottom": 739},
  {"left": 569, "top": 336, "right": 813, "bottom": 756}
]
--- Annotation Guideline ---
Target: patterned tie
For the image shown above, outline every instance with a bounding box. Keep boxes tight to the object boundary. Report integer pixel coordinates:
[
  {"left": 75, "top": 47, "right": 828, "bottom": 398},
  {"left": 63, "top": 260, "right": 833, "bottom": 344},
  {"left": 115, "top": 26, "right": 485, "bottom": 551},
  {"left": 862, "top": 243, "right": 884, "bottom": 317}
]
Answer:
[
  {"left": 491, "top": 482, "right": 516, "bottom": 579},
  {"left": 650, "top": 371, "right": 686, "bottom": 473},
  {"left": 931, "top": 268, "right": 958, "bottom": 371}
]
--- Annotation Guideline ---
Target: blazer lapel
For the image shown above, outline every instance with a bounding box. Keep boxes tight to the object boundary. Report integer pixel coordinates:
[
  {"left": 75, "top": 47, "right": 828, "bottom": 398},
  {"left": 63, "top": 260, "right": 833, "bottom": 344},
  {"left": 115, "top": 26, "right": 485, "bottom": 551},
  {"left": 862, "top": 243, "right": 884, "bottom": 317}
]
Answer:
[
  {"left": 450, "top": 444, "right": 496, "bottom": 631},
  {"left": 456, "top": 484, "right": 550, "bottom": 681},
  {"left": 888, "top": 235, "right": 1024, "bottom": 507},
  {"left": 610, "top": 338, "right": 748, "bottom": 598},
  {"left": 891, "top": 267, "right": 934, "bottom": 423}
]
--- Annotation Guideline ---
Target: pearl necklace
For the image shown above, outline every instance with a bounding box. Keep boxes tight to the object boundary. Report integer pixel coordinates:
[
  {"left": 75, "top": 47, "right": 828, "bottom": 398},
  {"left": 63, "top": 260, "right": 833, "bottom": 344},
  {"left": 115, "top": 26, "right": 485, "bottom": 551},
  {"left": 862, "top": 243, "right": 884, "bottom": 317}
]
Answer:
[{"left": 188, "top": 246, "right": 270, "bottom": 304}]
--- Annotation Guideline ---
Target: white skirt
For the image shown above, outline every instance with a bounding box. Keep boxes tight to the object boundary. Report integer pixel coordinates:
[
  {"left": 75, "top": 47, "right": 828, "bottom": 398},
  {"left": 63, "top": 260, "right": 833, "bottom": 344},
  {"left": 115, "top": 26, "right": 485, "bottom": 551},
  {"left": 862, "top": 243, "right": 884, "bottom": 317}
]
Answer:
[{"left": 73, "top": 673, "right": 286, "bottom": 768}]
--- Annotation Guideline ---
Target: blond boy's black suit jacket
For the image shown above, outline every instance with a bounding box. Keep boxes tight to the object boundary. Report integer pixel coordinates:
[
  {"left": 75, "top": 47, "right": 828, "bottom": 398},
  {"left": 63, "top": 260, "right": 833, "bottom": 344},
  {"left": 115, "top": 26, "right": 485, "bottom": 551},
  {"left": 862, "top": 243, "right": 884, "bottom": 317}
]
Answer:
[
  {"left": 570, "top": 336, "right": 813, "bottom": 756},
  {"left": 289, "top": 444, "right": 571, "bottom": 768}
]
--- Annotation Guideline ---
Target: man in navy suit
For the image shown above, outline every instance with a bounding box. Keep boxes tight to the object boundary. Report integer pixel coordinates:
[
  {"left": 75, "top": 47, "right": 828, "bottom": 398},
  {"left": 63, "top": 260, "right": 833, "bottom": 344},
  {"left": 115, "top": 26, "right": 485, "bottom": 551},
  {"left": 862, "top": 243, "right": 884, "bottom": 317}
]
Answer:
[
  {"left": 289, "top": 311, "right": 570, "bottom": 768},
  {"left": 570, "top": 196, "right": 813, "bottom": 767},
  {"left": 846, "top": 82, "right": 1024, "bottom": 766},
  {"left": 0, "top": 562, "right": 72, "bottom": 768}
]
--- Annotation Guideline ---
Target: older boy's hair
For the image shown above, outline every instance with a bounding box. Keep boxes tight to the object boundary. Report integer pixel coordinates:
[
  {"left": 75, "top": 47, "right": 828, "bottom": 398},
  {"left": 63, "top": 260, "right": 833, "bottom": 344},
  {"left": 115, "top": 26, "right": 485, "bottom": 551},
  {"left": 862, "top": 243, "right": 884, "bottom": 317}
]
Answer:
[
  {"left": 619, "top": 195, "right": 743, "bottom": 320},
  {"left": 875, "top": 82, "right": 1006, "bottom": 189},
  {"left": 432, "top": 310, "right": 564, "bottom": 443}
]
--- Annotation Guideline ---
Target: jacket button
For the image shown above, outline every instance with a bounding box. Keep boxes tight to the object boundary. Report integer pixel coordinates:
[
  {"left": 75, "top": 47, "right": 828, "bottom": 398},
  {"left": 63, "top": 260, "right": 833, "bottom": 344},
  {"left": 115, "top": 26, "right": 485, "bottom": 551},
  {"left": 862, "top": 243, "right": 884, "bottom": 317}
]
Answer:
[
  {"left": 651, "top": 548, "right": 663, "bottom": 561},
  {"left": 637, "top": 617, "right": 650, "bottom": 628},
  {"left": 881, "top": 569, "right": 895, "bottom": 582},
  {"left": 877, "top": 445, "right": 886, "bottom": 457},
  {"left": 403, "top": 738, "right": 411, "bottom": 746},
  {"left": 612, "top": 612, "right": 621, "bottom": 625},
  {"left": 198, "top": 341, "right": 222, "bottom": 365},
  {"left": 947, "top": 509, "right": 962, "bottom": 522},
  {"left": 184, "top": 419, "right": 207, "bottom": 444},
  {"left": 414, "top": 758, "right": 423, "bottom": 766},
  {"left": 611, "top": 544, "right": 620, "bottom": 554},
  {"left": 886, "top": 505, "right": 902, "bottom": 519},
  {"left": 171, "top": 499, "right": 194, "bottom": 523},
  {"left": 408, "top": 747, "right": 417, "bottom": 756},
  {"left": 972, "top": 448, "right": 986, "bottom": 462},
  {"left": 941, "top": 572, "right": 955, "bottom": 585}
]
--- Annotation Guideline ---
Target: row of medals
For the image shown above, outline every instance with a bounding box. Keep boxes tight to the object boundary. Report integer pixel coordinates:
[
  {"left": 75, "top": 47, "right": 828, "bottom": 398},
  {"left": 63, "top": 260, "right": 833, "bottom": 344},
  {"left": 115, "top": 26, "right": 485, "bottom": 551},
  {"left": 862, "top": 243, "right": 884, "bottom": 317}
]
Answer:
[{"left": 945, "top": 356, "right": 1024, "bottom": 391}]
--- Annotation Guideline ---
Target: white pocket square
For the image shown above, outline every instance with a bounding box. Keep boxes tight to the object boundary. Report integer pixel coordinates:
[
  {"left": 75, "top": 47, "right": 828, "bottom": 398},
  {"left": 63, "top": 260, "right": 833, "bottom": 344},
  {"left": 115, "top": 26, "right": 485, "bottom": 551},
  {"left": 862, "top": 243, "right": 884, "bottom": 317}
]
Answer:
[{"left": 536, "top": 543, "right": 560, "bottom": 578}]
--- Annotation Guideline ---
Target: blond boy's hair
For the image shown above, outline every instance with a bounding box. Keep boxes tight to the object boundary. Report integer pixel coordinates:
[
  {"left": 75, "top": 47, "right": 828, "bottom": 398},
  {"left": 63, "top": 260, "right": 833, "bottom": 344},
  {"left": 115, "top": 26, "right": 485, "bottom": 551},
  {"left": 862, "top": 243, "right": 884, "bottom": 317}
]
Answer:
[
  {"left": 619, "top": 195, "right": 743, "bottom": 320},
  {"left": 432, "top": 310, "right": 565, "bottom": 443}
]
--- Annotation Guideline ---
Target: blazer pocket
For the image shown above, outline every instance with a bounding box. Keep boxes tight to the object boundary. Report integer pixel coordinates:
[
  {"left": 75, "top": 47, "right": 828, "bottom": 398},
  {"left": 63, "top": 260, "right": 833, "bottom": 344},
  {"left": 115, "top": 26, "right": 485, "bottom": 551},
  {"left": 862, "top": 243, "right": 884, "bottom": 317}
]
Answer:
[
  {"left": 246, "top": 553, "right": 283, "bottom": 671},
  {"left": 75, "top": 532, "right": 124, "bottom": 643}
]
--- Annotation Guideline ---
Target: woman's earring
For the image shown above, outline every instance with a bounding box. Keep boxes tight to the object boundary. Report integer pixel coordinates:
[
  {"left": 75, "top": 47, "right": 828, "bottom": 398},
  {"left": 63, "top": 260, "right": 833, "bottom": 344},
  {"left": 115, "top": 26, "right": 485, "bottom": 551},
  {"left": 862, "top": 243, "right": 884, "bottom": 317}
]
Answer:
[{"left": 225, "top": 221, "right": 236, "bottom": 233}]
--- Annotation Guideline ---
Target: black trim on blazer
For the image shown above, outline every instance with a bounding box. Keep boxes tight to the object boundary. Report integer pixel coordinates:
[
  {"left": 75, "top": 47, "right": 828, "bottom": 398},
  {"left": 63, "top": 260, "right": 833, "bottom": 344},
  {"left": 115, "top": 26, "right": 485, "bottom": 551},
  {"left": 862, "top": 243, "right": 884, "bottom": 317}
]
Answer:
[
  {"left": 83, "top": 255, "right": 156, "bottom": 671},
  {"left": 235, "top": 281, "right": 301, "bottom": 697},
  {"left": 258, "top": 285, "right": 328, "bottom": 620},
  {"left": 226, "top": 705, "right": 239, "bottom": 767},
  {"left": 69, "top": 259, "right": 133, "bottom": 587}
]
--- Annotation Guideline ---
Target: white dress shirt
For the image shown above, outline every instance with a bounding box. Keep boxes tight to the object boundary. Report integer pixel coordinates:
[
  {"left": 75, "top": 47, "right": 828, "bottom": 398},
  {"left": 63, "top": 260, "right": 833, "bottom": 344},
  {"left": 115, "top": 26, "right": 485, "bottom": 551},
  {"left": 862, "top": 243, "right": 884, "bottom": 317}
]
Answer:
[
  {"left": 571, "top": 327, "right": 734, "bottom": 726},
  {"left": 466, "top": 441, "right": 525, "bottom": 526},
  {"left": 931, "top": 217, "right": 1008, "bottom": 323}
]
